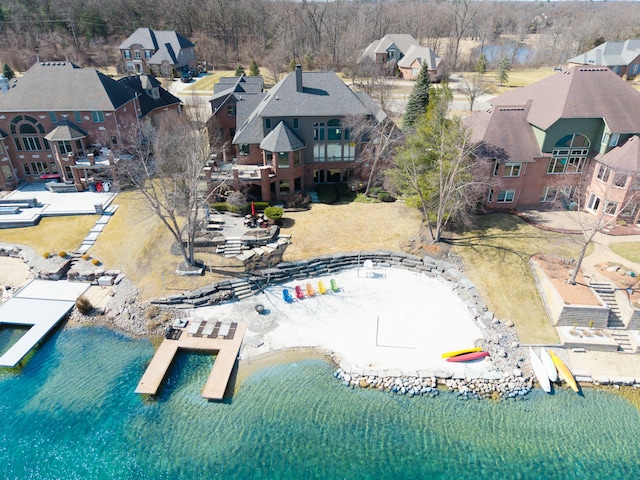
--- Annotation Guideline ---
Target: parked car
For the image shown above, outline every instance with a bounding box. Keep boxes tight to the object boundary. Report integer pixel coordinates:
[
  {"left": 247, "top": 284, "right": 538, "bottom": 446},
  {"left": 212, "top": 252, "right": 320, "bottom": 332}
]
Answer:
[{"left": 180, "top": 71, "right": 192, "bottom": 83}]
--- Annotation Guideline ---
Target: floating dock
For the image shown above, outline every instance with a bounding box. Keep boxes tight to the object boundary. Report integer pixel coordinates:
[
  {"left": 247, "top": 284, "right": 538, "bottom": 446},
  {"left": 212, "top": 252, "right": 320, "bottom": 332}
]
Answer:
[{"left": 135, "top": 321, "right": 247, "bottom": 400}]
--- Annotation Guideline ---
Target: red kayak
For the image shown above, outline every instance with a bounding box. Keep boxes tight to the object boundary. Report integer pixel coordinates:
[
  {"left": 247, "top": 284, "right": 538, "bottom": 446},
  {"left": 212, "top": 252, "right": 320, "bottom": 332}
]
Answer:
[{"left": 446, "top": 351, "right": 490, "bottom": 363}]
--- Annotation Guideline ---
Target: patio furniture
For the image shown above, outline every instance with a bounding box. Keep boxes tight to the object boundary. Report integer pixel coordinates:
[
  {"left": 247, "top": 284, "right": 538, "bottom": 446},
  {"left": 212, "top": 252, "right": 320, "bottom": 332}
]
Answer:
[
  {"left": 187, "top": 319, "right": 202, "bottom": 335},
  {"left": 202, "top": 321, "right": 216, "bottom": 337}
]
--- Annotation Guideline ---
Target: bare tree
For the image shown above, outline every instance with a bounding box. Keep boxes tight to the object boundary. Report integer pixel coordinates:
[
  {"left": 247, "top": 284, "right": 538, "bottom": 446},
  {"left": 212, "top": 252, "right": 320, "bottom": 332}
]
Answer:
[{"left": 459, "top": 74, "right": 492, "bottom": 112}]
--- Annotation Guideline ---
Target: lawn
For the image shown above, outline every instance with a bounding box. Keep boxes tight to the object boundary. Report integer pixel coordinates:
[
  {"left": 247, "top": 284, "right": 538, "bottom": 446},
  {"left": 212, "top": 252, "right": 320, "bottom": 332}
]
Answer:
[
  {"left": 0, "top": 215, "right": 98, "bottom": 255},
  {"left": 448, "top": 213, "right": 588, "bottom": 345},
  {"left": 181, "top": 70, "right": 236, "bottom": 95},
  {"left": 609, "top": 241, "right": 640, "bottom": 264}
]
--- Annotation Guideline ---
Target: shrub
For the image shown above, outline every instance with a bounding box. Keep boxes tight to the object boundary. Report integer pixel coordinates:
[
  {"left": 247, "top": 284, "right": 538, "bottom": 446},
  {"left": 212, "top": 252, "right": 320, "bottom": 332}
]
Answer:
[
  {"left": 210, "top": 202, "right": 228, "bottom": 212},
  {"left": 252, "top": 201, "right": 269, "bottom": 212},
  {"left": 145, "top": 305, "right": 160, "bottom": 320},
  {"left": 58, "top": 251, "right": 67, "bottom": 258},
  {"left": 43, "top": 252, "right": 50, "bottom": 259},
  {"left": 264, "top": 206, "right": 284, "bottom": 221},
  {"left": 369, "top": 186, "right": 384, "bottom": 196},
  {"left": 81, "top": 254, "right": 90, "bottom": 261},
  {"left": 75, "top": 296, "right": 93, "bottom": 315},
  {"left": 335, "top": 182, "right": 352, "bottom": 199},
  {"left": 316, "top": 184, "right": 338, "bottom": 204},
  {"left": 92, "top": 258, "right": 101, "bottom": 266},
  {"left": 284, "top": 192, "right": 310, "bottom": 209},
  {"left": 377, "top": 192, "right": 395, "bottom": 202}
]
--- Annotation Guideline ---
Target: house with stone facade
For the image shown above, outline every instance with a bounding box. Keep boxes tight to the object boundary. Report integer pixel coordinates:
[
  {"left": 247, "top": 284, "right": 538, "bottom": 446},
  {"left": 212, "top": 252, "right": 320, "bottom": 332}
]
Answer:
[
  {"left": 206, "top": 66, "right": 385, "bottom": 203},
  {"left": 358, "top": 34, "right": 420, "bottom": 76},
  {"left": 118, "top": 28, "right": 196, "bottom": 77},
  {"left": 468, "top": 66, "right": 640, "bottom": 225},
  {"left": 0, "top": 61, "right": 181, "bottom": 192}
]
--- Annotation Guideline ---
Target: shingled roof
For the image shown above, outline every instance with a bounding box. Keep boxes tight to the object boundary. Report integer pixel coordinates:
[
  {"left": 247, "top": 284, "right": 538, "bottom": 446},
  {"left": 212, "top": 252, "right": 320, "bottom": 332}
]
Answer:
[
  {"left": 490, "top": 66, "right": 640, "bottom": 133},
  {"left": 568, "top": 39, "right": 640, "bottom": 67},
  {"left": 0, "top": 62, "right": 136, "bottom": 112},
  {"left": 117, "top": 74, "right": 181, "bottom": 118},
  {"left": 397, "top": 45, "right": 442, "bottom": 70},
  {"left": 359, "top": 34, "right": 419, "bottom": 63},
  {"left": 597, "top": 135, "right": 640, "bottom": 173},
  {"left": 260, "top": 121, "right": 305, "bottom": 152}
]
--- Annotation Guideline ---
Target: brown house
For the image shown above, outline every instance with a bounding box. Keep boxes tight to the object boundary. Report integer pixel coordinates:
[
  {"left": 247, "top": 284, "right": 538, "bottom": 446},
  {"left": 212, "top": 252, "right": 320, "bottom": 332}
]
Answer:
[
  {"left": 468, "top": 67, "right": 640, "bottom": 224},
  {"left": 0, "top": 61, "right": 181, "bottom": 192}
]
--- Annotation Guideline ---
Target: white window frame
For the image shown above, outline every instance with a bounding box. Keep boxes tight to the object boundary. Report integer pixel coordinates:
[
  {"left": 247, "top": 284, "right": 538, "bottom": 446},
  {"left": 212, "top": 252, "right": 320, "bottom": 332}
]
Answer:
[
  {"left": 503, "top": 162, "right": 521, "bottom": 177},
  {"left": 604, "top": 201, "right": 618, "bottom": 215},
  {"left": 497, "top": 189, "right": 515, "bottom": 203},
  {"left": 540, "top": 186, "right": 558, "bottom": 202},
  {"left": 613, "top": 173, "right": 628, "bottom": 188},
  {"left": 596, "top": 165, "right": 610, "bottom": 183},
  {"left": 587, "top": 193, "right": 601, "bottom": 213}
]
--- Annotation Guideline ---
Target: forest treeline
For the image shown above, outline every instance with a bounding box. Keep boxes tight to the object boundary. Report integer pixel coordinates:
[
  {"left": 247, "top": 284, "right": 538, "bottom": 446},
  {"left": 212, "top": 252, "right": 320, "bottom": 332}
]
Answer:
[{"left": 1, "top": 0, "right": 639, "bottom": 76}]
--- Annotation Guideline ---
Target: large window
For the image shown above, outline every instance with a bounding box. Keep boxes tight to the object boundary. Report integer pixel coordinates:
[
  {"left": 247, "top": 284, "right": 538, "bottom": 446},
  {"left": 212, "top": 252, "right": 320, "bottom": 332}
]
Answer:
[
  {"left": 92, "top": 111, "right": 105, "bottom": 123},
  {"left": 10, "top": 116, "right": 49, "bottom": 152},
  {"left": 548, "top": 133, "right": 590, "bottom": 174},
  {"left": 277, "top": 152, "right": 289, "bottom": 168},
  {"left": 497, "top": 189, "right": 515, "bottom": 203},
  {"left": 57, "top": 140, "right": 72, "bottom": 155},
  {"left": 613, "top": 173, "right": 628, "bottom": 188},
  {"left": 587, "top": 193, "right": 601, "bottom": 212},
  {"left": 23, "top": 161, "right": 57, "bottom": 176},
  {"left": 604, "top": 201, "right": 618, "bottom": 215},
  {"left": 596, "top": 165, "right": 610, "bottom": 183},
  {"left": 313, "top": 119, "right": 352, "bottom": 162}
]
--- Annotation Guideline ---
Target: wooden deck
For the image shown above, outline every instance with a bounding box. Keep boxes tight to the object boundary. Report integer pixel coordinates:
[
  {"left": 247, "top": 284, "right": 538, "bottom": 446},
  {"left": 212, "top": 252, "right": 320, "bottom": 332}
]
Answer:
[{"left": 135, "top": 321, "right": 247, "bottom": 400}]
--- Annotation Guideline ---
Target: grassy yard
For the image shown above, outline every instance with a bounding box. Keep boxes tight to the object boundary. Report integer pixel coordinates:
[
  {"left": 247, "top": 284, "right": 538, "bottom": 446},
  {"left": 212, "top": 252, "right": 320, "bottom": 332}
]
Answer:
[
  {"left": 0, "top": 215, "right": 98, "bottom": 255},
  {"left": 181, "top": 70, "right": 236, "bottom": 95},
  {"left": 448, "top": 213, "right": 589, "bottom": 345},
  {"left": 282, "top": 202, "right": 422, "bottom": 261},
  {"left": 609, "top": 241, "right": 640, "bottom": 264}
]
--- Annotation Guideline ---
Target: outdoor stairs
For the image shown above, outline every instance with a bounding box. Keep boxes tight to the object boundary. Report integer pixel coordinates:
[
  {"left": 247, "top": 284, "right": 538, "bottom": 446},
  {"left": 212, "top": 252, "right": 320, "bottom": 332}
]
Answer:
[
  {"left": 230, "top": 278, "right": 253, "bottom": 300},
  {"left": 77, "top": 205, "right": 119, "bottom": 254},
  {"left": 217, "top": 237, "right": 243, "bottom": 258},
  {"left": 592, "top": 281, "right": 634, "bottom": 352}
]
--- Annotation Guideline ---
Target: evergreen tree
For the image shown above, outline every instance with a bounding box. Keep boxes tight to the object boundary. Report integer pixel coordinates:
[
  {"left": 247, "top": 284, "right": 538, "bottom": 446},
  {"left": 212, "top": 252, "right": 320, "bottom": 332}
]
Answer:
[
  {"left": 249, "top": 59, "right": 260, "bottom": 77},
  {"left": 234, "top": 64, "right": 245, "bottom": 76},
  {"left": 3, "top": 63, "right": 15, "bottom": 80},
  {"left": 475, "top": 54, "right": 488, "bottom": 75},
  {"left": 497, "top": 56, "right": 511, "bottom": 86},
  {"left": 288, "top": 58, "right": 297, "bottom": 71},
  {"left": 403, "top": 63, "right": 431, "bottom": 130}
]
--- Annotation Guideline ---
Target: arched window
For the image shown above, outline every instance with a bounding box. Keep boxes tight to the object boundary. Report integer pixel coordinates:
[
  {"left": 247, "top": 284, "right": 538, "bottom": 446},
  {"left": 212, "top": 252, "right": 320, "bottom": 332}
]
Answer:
[
  {"left": 547, "top": 133, "right": 590, "bottom": 174},
  {"left": 11, "top": 116, "right": 48, "bottom": 152}
]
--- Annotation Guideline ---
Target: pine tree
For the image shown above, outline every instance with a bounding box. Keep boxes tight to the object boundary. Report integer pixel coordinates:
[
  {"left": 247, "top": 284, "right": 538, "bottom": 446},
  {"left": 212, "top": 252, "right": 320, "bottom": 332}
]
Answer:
[
  {"left": 234, "top": 64, "right": 245, "bottom": 77},
  {"left": 475, "top": 54, "right": 488, "bottom": 75},
  {"left": 2, "top": 63, "right": 15, "bottom": 80},
  {"left": 249, "top": 59, "right": 260, "bottom": 77},
  {"left": 497, "top": 56, "right": 511, "bottom": 86},
  {"left": 403, "top": 63, "right": 431, "bottom": 130}
]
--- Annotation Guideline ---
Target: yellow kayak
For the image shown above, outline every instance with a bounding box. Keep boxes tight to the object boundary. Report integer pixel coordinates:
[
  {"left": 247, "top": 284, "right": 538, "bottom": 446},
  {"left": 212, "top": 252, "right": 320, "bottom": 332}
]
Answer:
[
  {"left": 441, "top": 347, "right": 483, "bottom": 359},
  {"left": 548, "top": 350, "right": 579, "bottom": 393}
]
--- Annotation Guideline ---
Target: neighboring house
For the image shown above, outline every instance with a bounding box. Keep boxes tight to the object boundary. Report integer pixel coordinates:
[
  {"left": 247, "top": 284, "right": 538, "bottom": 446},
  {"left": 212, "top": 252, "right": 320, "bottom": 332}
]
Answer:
[
  {"left": 358, "top": 34, "right": 420, "bottom": 75},
  {"left": 467, "top": 66, "right": 640, "bottom": 224},
  {"left": 567, "top": 39, "right": 640, "bottom": 79},
  {"left": 206, "top": 65, "right": 385, "bottom": 203},
  {"left": 0, "top": 61, "right": 181, "bottom": 192},
  {"left": 119, "top": 28, "right": 196, "bottom": 77},
  {"left": 397, "top": 45, "right": 443, "bottom": 81}
]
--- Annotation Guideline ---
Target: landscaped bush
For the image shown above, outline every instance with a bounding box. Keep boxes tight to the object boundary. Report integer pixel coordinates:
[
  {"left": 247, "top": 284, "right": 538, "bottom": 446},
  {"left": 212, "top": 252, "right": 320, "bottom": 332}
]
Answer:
[
  {"left": 43, "top": 252, "right": 50, "bottom": 259},
  {"left": 264, "top": 206, "right": 284, "bottom": 221},
  {"left": 210, "top": 202, "right": 228, "bottom": 212},
  {"left": 377, "top": 192, "right": 395, "bottom": 202},
  {"left": 335, "top": 182, "right": 352, "bottom": 199},
  {"left": 58, "top": 251, "right": 67, "bottom": 258},
  {"left": 316, "top": 184, "right": 338, "bottom": 204},
  {"left": 75, "top": 296, "right": 93, "bottom": 315},
  {"left": 91, "top": 258, "right": 101, "bottom": 266},
  {"left": 81, "top": 254, "right": 90, "bottom": 261},
  {"left": 251, "top": 201, "right": 269, "bottom": 212}
]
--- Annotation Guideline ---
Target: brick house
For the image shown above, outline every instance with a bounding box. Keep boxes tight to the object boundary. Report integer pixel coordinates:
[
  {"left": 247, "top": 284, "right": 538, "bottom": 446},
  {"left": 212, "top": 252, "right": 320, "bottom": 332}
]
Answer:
[
  {"left": 0, "top": 61, "right": 181, "bottom": 192},
  {"left": 358, "top": 34, "right": 420, "bottom": 75},
  {"left": 567, "top": 39, "right": 640, "bottom": 79},
  {"left": 468, "top": 67, "right": 640, "bottom": 224},
  {"left": 119, "top": 28, "right": 196, "bottom": 77},
  {"left": 397, "top": 45, "right": 443, "bottom": 82},
  {"left": 206, "top": 66, "right": 385, "bottom": 203}
]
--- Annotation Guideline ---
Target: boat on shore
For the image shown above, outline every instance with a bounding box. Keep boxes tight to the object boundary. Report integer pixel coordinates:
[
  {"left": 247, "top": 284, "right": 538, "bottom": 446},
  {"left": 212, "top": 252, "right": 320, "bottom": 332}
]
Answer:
[
  {"left": 548, "top": 349, "right": 579, "bottom": 393},
  {"left": 441, "top": 347, "right": 483, "bottom": 359},
  {"left": 540, "top": 348, "right": 558, "bottom": 383},
  {"left": 445, "top": 351, "right": 489, "bottom": 363},
  {"left": 529, "top": 347, "right": 551, "bottom": 393}
]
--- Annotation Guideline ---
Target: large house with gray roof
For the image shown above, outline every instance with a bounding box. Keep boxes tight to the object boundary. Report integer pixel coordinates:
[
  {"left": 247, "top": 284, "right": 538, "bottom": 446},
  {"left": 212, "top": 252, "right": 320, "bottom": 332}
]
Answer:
[
  {"left": 206, "top": 66, "right": 385, "bottom": 202},
  {"left": 119, "top": 28, "right": 196, "bottom": 77},
  {"left": 568, "top": 39, "right": 640, "bottom": 79},
  {"left": 358, "top": 34, "right": 420, "bottom": 76},
  {"left": 0, "top": 61, "right": 181, "bottom": 192},
  {"left": 468, "top": 66, "right": 640, "bottom": 224},
  {"left": 397, "top": 45, "right": 443, "bottom": 82}
]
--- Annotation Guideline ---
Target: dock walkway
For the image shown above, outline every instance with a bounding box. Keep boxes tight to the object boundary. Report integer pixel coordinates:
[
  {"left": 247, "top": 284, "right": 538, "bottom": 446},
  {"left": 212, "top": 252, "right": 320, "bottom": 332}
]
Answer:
[{"left": 135, "top": 321, "right": 247, "bottom": 400}]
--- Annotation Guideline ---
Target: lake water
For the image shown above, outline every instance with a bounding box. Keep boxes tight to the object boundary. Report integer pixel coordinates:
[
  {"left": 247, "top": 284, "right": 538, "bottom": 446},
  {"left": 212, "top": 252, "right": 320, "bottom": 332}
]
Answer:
[{"left": 2, "top": 327, "right": 640, "bottom": 479}]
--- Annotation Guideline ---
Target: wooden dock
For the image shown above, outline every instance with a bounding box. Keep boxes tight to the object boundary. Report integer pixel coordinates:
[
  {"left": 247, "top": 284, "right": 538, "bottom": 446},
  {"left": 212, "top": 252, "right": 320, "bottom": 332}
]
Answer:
[{"left": 135, "top": 321, "right": 247, "bottom": 400}]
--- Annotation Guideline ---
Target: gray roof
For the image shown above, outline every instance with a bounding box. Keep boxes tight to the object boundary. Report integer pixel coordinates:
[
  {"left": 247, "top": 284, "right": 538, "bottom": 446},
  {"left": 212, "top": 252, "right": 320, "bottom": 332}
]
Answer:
[
  {"left": 0, "top": 61, "right": 136, "bottom": 111},
  {"left": 44, "top": 119, "right": 88, "bottom": 141},
  {"left": 490, "top": 66, "right": 640, "bottom": 133},
  {"left": 119, "top": 28, "right": 194, "bottom": 67},
  {"left": 359, "top": 34, "right": 419, "bottom": 63},
  {"left": 213, "top": 75, "right": 264, "bottom": 95},
  {"left": 397, "top": 45, "right": 442, "bottom": 69},
  {"left": 117, "top": 74, "right": 181, "bottom": 118},
  {"left": 234, "top": 69, "right": 385, "bottom": 145},
  {"left": 467, "top": 104, "right": 541, "bottom": 162},
  {"left": 597, "top": 135, "right": 640, "bottom": 172},
  {"left": 260, "top": 121, "right": 305, "bottom": 152},
  {"left": 568, "top": 39, "right": 640, "bottom": 67}
]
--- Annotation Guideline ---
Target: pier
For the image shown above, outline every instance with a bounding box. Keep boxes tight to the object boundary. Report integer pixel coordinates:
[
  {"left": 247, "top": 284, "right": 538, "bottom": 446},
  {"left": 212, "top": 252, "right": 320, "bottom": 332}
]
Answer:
[{"left": 135, "top": 321, "right": 247, "bottom": 400}]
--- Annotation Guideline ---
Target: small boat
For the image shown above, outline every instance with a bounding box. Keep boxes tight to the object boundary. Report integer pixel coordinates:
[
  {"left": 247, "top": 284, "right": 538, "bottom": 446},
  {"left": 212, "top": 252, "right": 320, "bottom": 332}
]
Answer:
[
  {"left": 445, "top": 351, "right": 489, "bottom": 363},
  {"left": 548, "top": 350, "right": 579, "bottom": 393},
  {"left": 441, "top": 347, "right": 483, "bottom": 359},
  {"left": 529, "top": 347, "right": 551, "bottom": 393},
  {"left": 540, "top": 347, "right": 558, "bottom": 383}
]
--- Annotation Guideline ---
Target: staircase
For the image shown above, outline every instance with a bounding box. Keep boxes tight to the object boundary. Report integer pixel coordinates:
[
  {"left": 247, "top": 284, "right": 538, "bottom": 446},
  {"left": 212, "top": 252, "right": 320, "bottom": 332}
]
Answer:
[
  {"left": 230, "top": 278, "right": 253, "bottom": 300},
  {"left": 216, "top": 237, "right": 243, "bottom": 258},
  {"left": 592, "top": 281, "right": 633, "bottom": 352}
]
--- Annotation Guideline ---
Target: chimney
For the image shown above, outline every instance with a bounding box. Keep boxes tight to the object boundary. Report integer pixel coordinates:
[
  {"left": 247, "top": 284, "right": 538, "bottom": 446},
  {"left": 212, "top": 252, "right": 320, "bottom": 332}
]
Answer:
[{"left": 295, "top": 64, "right": 303, "bottom": 92}]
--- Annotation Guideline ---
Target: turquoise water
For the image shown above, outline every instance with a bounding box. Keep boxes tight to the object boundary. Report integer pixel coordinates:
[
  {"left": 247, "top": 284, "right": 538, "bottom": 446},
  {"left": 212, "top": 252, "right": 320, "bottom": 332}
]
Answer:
[{"left": 2, "top": 327, "right": 640, "bottom": 479}]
